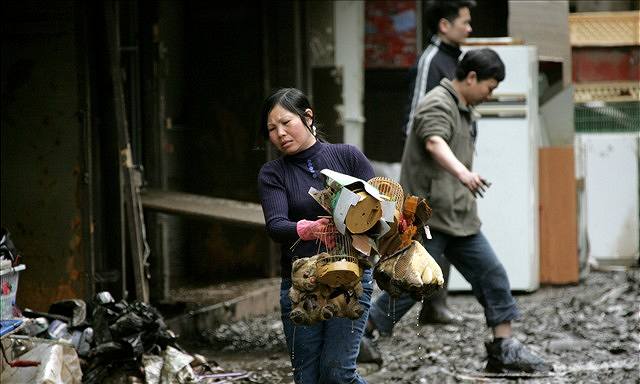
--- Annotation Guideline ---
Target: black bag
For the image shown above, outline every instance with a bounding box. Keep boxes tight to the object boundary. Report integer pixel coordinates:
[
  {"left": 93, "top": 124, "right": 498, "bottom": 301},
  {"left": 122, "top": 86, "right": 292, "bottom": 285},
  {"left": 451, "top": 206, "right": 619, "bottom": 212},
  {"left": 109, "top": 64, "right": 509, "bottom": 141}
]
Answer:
[{"left": 0, "top": 228, "right": 20, "bottom": 265}]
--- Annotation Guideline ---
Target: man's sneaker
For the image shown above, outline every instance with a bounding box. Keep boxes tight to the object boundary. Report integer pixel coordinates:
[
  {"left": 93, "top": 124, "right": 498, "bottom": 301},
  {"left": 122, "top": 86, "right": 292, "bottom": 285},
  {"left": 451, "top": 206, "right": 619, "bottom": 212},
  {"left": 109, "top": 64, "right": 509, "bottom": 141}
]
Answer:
[
  {"left": 357, "top": 335, "right": 383, "bottom": 365},
  {"left": 485, "top": 338, "right": 553, "bottom": 373}
]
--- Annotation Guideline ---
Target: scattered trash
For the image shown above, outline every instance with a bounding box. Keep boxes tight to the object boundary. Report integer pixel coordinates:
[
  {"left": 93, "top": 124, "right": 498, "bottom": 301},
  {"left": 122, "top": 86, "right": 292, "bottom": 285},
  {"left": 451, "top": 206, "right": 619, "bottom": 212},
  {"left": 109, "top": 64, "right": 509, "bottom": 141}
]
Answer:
[
  {"left": 48, "top": 299, "right": 87, "bottom": 327},
  {"left": 23, "top": 308, "right": 71, "bottom": 324},
  {"left": 0, "top": 228, "right": 21, "bottom": 266},
  {"left": 46, "top": 319, "right": 72, "bottom": 342},
  {"left": 0, "top": 319, "right": 23, "bottom": 337},
  {"left": 1, "top": 340, "right": 81, "bottom": 384},
  {"left": 1, "top": 290, "right": 248, "bottom": 384},
  {"left": 0, "top": 264, "right": 26, "bottom": 320},
  {"left": 70, "top": 326, "right": 93, "bottom": 357},
  {"left": 22, "top": 317, "right": 48, "bottom": 336},
  {"left": 143, "top": 354, "right": 165, "bottom": 384},
  {"left": 160, "top": 345, "right": 197, "bottom": 383}
]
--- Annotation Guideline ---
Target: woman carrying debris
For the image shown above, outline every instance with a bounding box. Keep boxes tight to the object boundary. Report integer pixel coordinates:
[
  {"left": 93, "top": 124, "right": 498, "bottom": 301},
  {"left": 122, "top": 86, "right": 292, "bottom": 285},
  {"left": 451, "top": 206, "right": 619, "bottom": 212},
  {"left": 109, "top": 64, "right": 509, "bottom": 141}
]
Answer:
[{"left": 257, "top": 88, "right": 374, "bottom": 383}]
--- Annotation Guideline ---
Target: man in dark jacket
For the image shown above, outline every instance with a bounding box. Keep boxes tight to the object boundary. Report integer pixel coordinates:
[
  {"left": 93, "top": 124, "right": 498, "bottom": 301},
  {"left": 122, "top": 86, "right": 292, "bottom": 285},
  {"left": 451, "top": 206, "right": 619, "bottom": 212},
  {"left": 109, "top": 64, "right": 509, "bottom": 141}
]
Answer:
[{"left": 404, "top": 0, "right": 473, "bottom": 137}]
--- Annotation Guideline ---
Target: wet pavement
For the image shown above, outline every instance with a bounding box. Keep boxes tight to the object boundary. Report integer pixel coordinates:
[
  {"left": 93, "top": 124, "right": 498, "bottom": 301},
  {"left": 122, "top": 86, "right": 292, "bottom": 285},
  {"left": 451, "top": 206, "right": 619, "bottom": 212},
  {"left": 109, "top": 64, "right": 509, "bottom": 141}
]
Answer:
[{"left": 184, "top": 268, "right": 639, "bottom": 383}]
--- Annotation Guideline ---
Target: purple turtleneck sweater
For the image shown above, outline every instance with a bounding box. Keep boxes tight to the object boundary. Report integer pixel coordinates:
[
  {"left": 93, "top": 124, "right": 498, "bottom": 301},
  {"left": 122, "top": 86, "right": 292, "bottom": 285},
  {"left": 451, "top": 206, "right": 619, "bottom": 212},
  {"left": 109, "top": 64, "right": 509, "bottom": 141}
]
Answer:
[{"left": 258, "top": 140, "right": 374, "bottom": 279}]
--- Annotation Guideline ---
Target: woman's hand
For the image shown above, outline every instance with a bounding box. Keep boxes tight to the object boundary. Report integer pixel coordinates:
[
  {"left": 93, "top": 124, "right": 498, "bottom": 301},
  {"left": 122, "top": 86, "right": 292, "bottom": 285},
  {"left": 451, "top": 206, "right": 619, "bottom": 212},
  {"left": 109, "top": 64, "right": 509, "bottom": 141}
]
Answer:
[
  {"left": 296, "top": 218, "right": 335, "bottom": 249},
  {"left": 296, "top": 218, "right": 330, "bottom": 240}
]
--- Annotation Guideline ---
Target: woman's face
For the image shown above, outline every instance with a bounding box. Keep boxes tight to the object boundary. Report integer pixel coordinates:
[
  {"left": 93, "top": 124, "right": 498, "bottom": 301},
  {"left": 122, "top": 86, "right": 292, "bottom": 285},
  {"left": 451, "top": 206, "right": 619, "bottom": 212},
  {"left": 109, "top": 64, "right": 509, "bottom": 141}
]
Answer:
[{"left": 267, "top": 104, "right": 316, "bottom": 155}]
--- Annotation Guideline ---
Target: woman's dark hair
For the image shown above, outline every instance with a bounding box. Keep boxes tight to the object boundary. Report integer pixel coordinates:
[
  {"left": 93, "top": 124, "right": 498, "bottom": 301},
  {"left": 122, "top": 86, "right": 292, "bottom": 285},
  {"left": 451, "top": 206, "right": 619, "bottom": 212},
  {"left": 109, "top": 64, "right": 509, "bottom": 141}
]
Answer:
[
  {"left": 260, "top": 88, "right": 313, "bottom": 139},
  {"left": 455, "top": 48, "right": 505, "bottom": 82},
  {"left": 424, "top": 0, "right": 476, "bottom": 36}
]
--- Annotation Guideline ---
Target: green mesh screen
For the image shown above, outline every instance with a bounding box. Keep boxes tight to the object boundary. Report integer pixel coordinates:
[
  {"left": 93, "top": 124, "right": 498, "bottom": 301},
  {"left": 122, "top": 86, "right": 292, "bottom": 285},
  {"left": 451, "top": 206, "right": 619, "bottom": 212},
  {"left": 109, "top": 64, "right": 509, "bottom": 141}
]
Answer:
[{"left": 575, "top": 102, "right": 640, "bottom": 133}]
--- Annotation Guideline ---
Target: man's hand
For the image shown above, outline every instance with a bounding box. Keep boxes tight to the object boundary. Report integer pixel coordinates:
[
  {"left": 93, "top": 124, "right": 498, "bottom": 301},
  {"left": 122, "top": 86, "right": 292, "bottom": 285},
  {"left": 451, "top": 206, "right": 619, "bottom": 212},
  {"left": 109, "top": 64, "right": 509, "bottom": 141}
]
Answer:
[
  {"left": 425, "top": 136, "right": 491, "bottom": 198},
  {"left": 458, "top": 170, "right": 491, "bottom": 198}
]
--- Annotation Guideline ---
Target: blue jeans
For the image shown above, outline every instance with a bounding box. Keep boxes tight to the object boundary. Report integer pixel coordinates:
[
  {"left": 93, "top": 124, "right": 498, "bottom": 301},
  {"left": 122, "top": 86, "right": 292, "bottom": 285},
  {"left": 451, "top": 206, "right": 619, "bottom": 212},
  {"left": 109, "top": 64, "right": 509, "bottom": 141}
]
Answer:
[
  {"left": 280, "top": 268, "right": 373, "bottom": 384},
  {"left": 369, "top": 230, "right": 520, "bottom": 333}
]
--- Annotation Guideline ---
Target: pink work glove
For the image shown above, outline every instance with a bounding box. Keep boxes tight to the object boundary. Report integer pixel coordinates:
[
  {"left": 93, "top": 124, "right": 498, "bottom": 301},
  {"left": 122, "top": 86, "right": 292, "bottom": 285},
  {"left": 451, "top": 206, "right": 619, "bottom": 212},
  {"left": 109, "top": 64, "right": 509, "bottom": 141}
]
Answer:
[{"left": 296, "top": 218, "right": 336, "bottom": 249}]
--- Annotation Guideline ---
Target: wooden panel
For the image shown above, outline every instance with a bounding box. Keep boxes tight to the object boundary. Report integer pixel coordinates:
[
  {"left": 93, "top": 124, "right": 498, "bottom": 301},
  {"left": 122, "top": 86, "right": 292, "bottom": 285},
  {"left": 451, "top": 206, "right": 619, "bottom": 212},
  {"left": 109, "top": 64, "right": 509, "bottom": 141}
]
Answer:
[
  {"left": 574, "top": 81, "right": 640, "bottom": 103},
  {"left": 572, "top": 47, "right": 640, "bottom": 83},
  {"left": 539, "top": 147, "right": 579, "bottom": 284},
  {"left": 569, "top": 11, "right": 640, "bottom": 47}
]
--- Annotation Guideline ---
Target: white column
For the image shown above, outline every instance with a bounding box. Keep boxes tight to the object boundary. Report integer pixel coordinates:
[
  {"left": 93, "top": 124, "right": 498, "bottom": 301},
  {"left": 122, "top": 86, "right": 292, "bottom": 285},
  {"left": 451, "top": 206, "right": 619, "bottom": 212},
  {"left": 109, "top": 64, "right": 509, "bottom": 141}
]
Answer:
[{"left": 334, "top": 1, "right": 365, "bottom": 149}]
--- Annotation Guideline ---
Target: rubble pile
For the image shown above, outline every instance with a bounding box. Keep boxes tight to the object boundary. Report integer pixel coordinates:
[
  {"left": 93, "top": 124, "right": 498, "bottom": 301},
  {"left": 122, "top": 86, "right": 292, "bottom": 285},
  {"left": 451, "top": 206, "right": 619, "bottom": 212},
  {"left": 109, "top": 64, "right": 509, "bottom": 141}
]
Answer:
[
  {"left": 82, "top": 292, "right": 185, "bottom": 383},
  {"left": 2, "top": 292, "right": 251, "bottom": 384},
  {"left": 1, "top": 227, "right": 253, "bottom": 383}
]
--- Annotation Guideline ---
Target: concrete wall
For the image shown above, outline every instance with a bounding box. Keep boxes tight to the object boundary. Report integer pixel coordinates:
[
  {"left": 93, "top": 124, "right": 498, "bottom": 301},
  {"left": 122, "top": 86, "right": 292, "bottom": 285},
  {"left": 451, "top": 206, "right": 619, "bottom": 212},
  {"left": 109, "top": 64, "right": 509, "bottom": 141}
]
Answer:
[{"left": 509, "top": 0, "right": 573, "bottom": 87}]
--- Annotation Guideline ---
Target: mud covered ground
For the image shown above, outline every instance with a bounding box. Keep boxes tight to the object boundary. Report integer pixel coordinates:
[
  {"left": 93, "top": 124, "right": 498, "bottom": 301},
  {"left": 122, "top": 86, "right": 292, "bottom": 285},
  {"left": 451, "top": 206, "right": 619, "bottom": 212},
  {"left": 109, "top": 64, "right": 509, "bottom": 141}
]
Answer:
[{"left": 184, "top": 269, "right": 639, "bottom": 383}]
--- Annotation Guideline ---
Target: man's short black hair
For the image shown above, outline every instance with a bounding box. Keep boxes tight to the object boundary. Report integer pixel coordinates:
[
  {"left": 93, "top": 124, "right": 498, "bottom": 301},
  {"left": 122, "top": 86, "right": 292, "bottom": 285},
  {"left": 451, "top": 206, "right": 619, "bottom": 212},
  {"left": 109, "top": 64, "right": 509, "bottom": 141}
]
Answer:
[
  {"left": 424, "top": 0, "right": 476, "bottom": 35},
  {"left": 455, "top": 48, "right": 505, "bottom": 82}
]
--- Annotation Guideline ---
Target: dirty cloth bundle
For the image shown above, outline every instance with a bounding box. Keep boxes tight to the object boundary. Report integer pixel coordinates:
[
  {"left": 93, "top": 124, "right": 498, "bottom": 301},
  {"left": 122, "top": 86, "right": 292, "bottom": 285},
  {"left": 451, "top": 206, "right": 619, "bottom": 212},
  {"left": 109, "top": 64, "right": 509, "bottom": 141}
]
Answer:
[{"left": 288, "top": 253, "right": 366, "bottom": 325}]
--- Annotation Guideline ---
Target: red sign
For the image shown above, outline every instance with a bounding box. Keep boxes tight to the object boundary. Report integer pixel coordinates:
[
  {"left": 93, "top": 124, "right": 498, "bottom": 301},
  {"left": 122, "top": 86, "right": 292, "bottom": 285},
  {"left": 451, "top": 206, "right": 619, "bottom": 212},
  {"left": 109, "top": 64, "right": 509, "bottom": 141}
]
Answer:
[{"left": 365, "top": 1, "right": 418, "bottom": 68}]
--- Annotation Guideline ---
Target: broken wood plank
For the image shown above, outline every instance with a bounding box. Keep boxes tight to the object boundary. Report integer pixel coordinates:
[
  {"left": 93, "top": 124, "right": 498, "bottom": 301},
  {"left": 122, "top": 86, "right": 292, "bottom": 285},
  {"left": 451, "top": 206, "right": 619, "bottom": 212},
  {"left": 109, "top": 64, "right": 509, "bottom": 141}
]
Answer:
[
  {"left": 539, "top": 147, "right": 579, "bottom": 284},
  {"left": 104, "top": 1, "right": 150, "bottom": 303},
  {"left": 140, "top": 189, "right": 265, "bottom": 227}
]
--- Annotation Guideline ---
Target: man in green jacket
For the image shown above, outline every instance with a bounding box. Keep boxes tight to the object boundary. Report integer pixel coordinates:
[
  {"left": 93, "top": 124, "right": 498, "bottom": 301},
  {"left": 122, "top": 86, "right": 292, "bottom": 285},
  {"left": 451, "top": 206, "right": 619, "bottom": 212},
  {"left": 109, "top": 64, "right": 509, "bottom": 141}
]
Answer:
[{"left": 368, "top": 48, "right": 552, "bottom": 373}]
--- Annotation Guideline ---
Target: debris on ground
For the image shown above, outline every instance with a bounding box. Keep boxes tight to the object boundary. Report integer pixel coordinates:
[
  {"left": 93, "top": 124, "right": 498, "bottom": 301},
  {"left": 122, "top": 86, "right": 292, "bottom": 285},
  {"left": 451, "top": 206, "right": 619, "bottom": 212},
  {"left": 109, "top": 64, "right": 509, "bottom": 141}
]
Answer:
[
  {"left": 189, "top": 269, "right": 639, "bottom": 383},
  {"left": 1, "top": 291, "right": 248, "bottom": 384}
]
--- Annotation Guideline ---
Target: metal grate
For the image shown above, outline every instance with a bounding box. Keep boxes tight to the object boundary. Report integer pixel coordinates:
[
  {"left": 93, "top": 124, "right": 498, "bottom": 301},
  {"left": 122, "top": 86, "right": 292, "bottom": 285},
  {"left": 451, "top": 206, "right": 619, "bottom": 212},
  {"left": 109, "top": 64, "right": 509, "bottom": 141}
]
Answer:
[{"left": 574, "top": 101, "right": 640, "bottom": 133}]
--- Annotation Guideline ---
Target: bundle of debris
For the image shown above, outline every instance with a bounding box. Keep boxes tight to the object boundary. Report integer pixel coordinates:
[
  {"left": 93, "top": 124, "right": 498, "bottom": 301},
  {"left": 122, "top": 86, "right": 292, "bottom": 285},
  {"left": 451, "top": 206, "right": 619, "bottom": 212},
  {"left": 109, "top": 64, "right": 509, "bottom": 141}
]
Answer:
[
  {"left": 286, "top": 170, "right": 444, "bottom": 326},
  {"left": 1, "top": 292, "right": 251, "bottom": 383},
  {"left": 1, "top": 228, "right": 251, "bottom": 383}
]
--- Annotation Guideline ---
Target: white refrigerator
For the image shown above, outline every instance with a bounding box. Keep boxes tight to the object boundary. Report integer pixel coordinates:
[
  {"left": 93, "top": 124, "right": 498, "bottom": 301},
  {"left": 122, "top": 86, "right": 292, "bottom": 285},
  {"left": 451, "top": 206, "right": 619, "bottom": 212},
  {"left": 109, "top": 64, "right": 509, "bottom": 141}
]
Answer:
[{"left": 448, "top": 45, "right": 540, "bottom": 292}]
